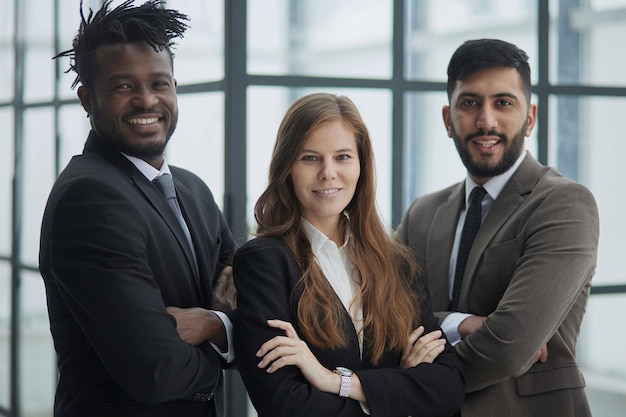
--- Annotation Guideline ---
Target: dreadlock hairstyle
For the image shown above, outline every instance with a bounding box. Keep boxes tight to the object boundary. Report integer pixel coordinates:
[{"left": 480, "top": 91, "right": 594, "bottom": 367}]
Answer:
[
  {"left": 54, "top": 0, "right": 189, "bottom": 89},
  {"left": 255, "top": 93, "right": 421, "bottom": 364}
]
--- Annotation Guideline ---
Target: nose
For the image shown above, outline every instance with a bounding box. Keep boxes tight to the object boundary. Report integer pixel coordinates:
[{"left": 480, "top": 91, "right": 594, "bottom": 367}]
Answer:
[
  {"left": 131, "top": 85, "right": 159, "bottom": 109},
  {"left": 476, "top": 104, "right": 498, "bottom": 132},
  {"left": 318, "top": 160, "right": 337, "bottom": 181}
]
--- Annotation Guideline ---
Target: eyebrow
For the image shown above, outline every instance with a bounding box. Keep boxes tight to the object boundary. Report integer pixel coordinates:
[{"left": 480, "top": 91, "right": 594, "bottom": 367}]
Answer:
[
  {"left": 456, "top": 91, "right": 520, "bottom": 101},
  {"left": 105, "top": 72, "right": 173, "bottom": 82},
  {"left": 299, "top": 147, "right": 357, "bottom": 154}
]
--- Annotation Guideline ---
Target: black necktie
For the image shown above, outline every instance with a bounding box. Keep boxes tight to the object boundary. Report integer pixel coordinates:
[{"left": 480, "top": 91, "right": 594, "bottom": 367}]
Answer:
[
  {"left": 152, "top": 174, "right": 197, "bottom": 266},
  {"left": 450, "top": 186, "right": 487, "bottom": 311}
]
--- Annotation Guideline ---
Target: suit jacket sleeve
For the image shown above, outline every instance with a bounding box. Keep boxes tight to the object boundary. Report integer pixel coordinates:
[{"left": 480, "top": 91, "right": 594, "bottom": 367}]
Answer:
[
  {"left": 233, "top": 238, "right": 464, "bottom": 417},
  {"left": 43, "top": 175, "right": 224, "bottom": 404},
  {"left": 356, "top": 275, "right": 465, "bottom": 417},
  {"left": 456, "top": 180, "right": 599, "bottom": 392}
]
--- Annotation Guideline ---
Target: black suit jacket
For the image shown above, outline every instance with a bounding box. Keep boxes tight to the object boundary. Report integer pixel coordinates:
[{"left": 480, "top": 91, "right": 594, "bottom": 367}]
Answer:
[
  {"left": 233, "top": 237, "right": 465, "bottom": 417},
  {"left": 39, "top": 131, "right": 237, "bottom": 417}
]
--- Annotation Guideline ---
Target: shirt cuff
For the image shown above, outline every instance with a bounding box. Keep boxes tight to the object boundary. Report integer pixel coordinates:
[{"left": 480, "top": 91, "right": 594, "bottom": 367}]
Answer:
[
  {"left": 209, "top": 310, "right": 235, "bottom": 363},
  {"left": 441, "top": 312, "right": 473, "bottom": 346}
]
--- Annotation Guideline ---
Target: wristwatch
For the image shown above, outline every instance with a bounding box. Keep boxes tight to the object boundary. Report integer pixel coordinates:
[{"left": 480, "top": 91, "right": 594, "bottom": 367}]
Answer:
[{"left": 334, "top": 367, "right": 353, "bottom": 398}]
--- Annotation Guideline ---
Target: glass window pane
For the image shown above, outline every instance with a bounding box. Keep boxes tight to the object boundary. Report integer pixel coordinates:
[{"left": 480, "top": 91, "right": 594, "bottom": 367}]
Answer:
[
  {"left": 22, "top": 108, "right": 55, "bottom": 267},
  {"left": 0, "top": 263, "right": 10, "bottom": 412},
  {"left": 59, "top": 104, "right": 91, "bottom": 170},
  {"left": 167, "top": 92, "right": 225, "bottom": 209},
  {"left": 581, "top": 295, "right": 626, "bottom": 416},
  {"left": 405, "top": 0, "right": 536, "bottom": 82},
  {"left": 551, "top": 0, "right": 626, "bottom": 86},
  {"left": 247, "top": 87, "right": 392, "bottom": 233},
  {"left": 0, "top": 1, "right": 14, "bottom": 102},
  {"left": 549, "top": 96, "right": 626, "bottom": 287},
  {"left": 56, "top": 0, "right": 91, "bottom": 100},
  {"left": 166, "top": 0, "right": 225, "bottom": 83},
  {"left": 0, "top": 109, "right": 13, "bottom": 256},
  {"left": 20, "top": 271, "right": 55, "bottom": 416},
  {"left": 248, "top": 0, "right": 392, "bottom": 78},
  {"left": 24, "top": 0, "right": 54, "bottom": 103}
]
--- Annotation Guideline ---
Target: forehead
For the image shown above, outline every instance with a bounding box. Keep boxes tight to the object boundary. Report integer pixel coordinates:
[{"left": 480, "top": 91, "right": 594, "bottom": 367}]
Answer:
[
  {"left": 304, "top": 120, "right": 357, "bottom": 148},
  {"left": 452, "top": 67, "right": 525, "bottom": 100},
  {"left": 93, "top": 41, "right": 173, "bottom": 78}
]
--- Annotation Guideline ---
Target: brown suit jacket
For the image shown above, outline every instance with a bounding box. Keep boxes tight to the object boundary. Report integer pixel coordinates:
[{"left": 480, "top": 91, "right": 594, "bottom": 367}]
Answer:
[{"left": 396, "top": 152, "right": 599, "bottom": 417}]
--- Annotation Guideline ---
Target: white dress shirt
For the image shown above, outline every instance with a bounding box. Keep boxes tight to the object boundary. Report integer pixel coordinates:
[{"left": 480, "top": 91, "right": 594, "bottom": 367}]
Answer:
[
  {"left": 442, "top": 152, "right": 527, "bottom": 345},
  {"left": 301, "top": 219, "right": 364, "bottom": 353}
]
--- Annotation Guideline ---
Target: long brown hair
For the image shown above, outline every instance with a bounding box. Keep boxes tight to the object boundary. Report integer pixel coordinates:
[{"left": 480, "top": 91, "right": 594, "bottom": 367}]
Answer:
[{"left": 255, "top": 93, "right": 420, "bottom": 364}]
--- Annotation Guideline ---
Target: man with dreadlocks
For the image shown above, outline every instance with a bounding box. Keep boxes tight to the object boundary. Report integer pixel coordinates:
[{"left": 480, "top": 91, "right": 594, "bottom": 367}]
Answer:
[{"left": 39, "top": 1, "right": 236, "bottom": 416}]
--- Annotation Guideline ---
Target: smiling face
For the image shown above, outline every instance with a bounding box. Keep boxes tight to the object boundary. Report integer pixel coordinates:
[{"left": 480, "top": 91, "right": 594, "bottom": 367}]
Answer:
[
  {"left": 77, "top": 41, "right": 178, "bottom": 168},
  {"left": 290, "top": 120, "right": 361, "bottom": 236},
  {"left": 443, "top": 66, "right": 537, "bottom": 184}
]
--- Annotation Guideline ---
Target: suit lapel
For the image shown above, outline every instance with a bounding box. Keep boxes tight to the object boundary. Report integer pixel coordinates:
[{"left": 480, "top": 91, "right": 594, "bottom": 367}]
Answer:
[
  {"left": 84, "top": 132, "right": 203, "bottom": 298},
  {"left": 458, "top": 153, "right": 543, "bottom": 306},
  {"left": 427, "top": 182, "right": 464, "bottom": 308}
]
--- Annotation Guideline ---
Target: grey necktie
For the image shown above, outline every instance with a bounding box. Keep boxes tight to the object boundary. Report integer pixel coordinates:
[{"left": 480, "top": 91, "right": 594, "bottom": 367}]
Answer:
[
  {"left": 450, "top": 186, "right": 487, "bottom": 311},
  {"left": 152, "top": 173, "right": 197, "bottom": 267}
]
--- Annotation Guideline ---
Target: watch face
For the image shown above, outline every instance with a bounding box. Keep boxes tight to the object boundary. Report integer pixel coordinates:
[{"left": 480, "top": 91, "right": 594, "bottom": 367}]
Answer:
[{"left": 336, "top": 366, "right": 353, "bottom": 376}]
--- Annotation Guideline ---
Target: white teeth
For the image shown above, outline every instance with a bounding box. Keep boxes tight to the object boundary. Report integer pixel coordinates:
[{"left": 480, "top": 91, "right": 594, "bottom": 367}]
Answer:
[
  {"left": 128, "top": 117, "right": 159, "bottom": 125},
  {"left": 476, "top": 140, "right": 497, "bottom": 148},
  {"left": 316, "top": 188, "right": 339, "bottom": 195}
]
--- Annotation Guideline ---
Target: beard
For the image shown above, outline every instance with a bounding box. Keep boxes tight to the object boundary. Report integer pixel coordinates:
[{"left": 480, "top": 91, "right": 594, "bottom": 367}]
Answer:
[
  {"left": 451, "top": 121, "right": 527, "bottom": 178},
  {"left": 91, "top": 109, "right": 178, "bottom": 159}
]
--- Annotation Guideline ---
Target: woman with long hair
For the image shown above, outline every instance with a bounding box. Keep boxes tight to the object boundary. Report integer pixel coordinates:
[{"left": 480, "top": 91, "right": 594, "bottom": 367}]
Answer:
[{"left": 233, "top": 93, "right": 464, "bottom": 416}]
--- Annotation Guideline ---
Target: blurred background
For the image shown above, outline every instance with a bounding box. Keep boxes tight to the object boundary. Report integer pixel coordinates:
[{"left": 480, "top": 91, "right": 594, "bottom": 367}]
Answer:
[{"left": 2, "top": 0, "right": 625, "bottom": 416}]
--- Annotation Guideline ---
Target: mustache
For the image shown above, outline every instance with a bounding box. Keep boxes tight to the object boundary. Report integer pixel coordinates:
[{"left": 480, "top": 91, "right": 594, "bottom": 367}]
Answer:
[{"left": 465, "top": 129, "right": 507, "bottom": 142}]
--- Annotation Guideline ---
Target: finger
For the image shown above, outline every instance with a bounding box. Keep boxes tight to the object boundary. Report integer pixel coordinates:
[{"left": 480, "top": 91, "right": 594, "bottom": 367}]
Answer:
[
  {"left": 405, "top": 338, "right": 446, "bottom": 365},
  {"left": 256, "top": 335, "right": 297, "bottom": 357},
  {"left": 264, "top": 354, "right": 298, "bottom": 373},
  {"left": 418, "top": 329, "right": 443, "bottom": 342},
  {"left": 408, "top": 326, "right": 425, "bottom": 344},
  {"left": 215, "top": 266, "right": 233, "bottom": 288},
  {"left": 221, "top": 265, "right": 233, "bottom": 278},
  {"left": 421, "top": 343, "right": 446, "bottom": 363},
  {"left": 267, "top": 319, "right": 299, "bottom": 339},
  {"left": 257, "top": 344, "right": 299, "bottom": 368}
]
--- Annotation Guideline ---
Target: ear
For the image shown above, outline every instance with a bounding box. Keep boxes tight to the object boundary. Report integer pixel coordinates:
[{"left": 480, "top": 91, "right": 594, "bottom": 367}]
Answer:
[
  {"left": 525, "top": 103, "right": 537, "bottom": 137},
  {"left": 77, "top": 85, "right": 92, "bottom": 116},
  {"left": 442, "top": 105, "right": 453, "bottom": 138}
]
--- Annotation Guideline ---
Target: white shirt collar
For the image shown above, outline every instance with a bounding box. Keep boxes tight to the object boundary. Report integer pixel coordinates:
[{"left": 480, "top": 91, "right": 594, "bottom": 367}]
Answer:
[
  {"left": 301, "top": 218, "right": 350, "bottom": 254},
  {"left": 121, "top": 152, "right": 171, "bottom": 181}
]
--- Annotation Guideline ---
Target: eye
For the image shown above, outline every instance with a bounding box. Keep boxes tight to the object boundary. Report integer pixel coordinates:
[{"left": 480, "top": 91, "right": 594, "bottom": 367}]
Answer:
[
  {"left": 301, "top": 155, "right": 318, "bottom": 162},
  {"left": 460, "top": 98, "right": 477, "bottom": 107},
  {"left": 497, "top": 99, "right": 513, "bottom": 107},
  {"left": 113, "top": 83, "right": 132, "bottom": 91},
  {"left": 153, "top": 80, "right": 171, "bottom": 89},
  {"left": 336, "top": 154, "right": 351, "bottom": 161}
]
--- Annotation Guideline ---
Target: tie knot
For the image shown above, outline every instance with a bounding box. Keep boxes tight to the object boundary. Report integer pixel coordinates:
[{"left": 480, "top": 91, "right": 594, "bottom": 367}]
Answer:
[
  {"left": 469, "top": 186, "right": 487, "bottom": 207},
  {"left": 153, "top": 173, "right": 177, "bottom": 199}
]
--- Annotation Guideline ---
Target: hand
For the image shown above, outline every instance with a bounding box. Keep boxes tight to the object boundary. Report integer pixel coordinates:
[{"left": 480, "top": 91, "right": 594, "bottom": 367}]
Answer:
[
  {"left": 256, "top": 319, "right": 336, "bottom": 393},
  {"left": 166, "top": 306, "right": 227, "bottom": 349},
  {"left": 534, "top": 344, "right": 548, "bottom": 363},
  {"left": 400, "top": 326, "right": 446, "bottom": 368},
  {"left": 212, "top": 266, "right": 236, "bottom": 311},
  {"left": 458, "top": 315, "right": 488, "bottom": 339}
]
